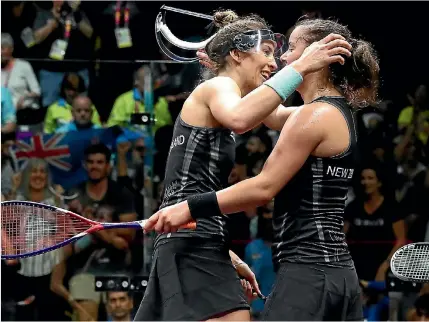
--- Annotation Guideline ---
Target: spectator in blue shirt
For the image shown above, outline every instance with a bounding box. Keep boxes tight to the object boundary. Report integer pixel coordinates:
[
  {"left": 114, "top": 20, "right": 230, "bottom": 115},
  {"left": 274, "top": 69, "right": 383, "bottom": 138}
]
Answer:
[
  {"left": 56, "top": 95, "right": 101, "bottom": 133},
  {"left": 244, "top": 203, "right": 276, "bottom": 318},
  {"left": 1, "top": 86, "right": 16, "bottom": 135}
]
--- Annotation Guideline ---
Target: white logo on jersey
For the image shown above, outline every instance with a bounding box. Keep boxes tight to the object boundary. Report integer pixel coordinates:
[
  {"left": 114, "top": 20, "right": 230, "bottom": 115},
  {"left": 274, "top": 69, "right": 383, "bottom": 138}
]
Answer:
[
  {"left": 326, "top": 166, "right": 354, "bottom": 179},
  {"left": 169, "top": 135, "right": 185, "bottom": 151},
  {"left": 230, "top": 132, "right": 235, "bottom": 142}
]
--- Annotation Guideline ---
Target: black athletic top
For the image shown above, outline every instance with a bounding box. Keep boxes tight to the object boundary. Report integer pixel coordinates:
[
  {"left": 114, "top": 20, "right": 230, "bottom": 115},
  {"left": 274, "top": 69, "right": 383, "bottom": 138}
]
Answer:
[
  {"left": 273, "top": 96, "right": 357, "bottom": 268},
  {"left": 156, "top": 115, "right": 236, "bottom": 246}
]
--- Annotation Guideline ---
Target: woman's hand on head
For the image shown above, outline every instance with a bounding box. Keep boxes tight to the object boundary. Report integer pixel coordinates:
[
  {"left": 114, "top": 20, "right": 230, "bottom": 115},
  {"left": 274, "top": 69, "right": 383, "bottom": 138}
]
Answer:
[
  {"left": 291, "top": 33, "right": 352, "bottom": 76},
  {"left": 197, "top": 49, "right": 215, "bottom": 70}
]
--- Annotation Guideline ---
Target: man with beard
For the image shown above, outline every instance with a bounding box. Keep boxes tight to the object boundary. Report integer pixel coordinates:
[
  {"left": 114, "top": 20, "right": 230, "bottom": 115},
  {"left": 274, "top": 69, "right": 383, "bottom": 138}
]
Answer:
[
  {"left": 67, "top": 143, "right": 137, "bottom": 245},
  {"left": 61, "top": 143, "right": 137, "bottom": 320}
]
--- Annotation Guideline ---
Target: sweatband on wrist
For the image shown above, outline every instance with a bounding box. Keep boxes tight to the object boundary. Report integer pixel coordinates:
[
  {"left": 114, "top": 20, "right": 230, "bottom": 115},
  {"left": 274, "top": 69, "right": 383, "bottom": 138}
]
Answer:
[
  {"left": 264, "top": 65, "right": 303, "bottom": 101},
  {"left": 187, "top": 191, "right": 222, "bottom": 220}
]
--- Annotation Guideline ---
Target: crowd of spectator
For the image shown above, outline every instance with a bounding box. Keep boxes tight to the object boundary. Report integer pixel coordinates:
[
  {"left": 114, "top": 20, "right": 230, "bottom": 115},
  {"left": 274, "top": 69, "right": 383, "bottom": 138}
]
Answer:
[{"left": 1, "top": 1, "right": 429, "bottom": 321}]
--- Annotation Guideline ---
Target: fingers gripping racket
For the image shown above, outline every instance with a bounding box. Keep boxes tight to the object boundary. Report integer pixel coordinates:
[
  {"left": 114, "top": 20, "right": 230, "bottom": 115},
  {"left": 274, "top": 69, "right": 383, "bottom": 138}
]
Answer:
[
  {"left": 1, "top": 201, "right": 196, "bottom": 259},
  {"left": 390, "top": 242, "right": 429, "bottom": 283}
]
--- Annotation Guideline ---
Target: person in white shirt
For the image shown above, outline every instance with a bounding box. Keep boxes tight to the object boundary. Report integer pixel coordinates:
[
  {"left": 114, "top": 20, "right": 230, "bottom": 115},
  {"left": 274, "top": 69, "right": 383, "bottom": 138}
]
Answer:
[{"left": 1, "top": 33, "right": 41, "bottom": 111}]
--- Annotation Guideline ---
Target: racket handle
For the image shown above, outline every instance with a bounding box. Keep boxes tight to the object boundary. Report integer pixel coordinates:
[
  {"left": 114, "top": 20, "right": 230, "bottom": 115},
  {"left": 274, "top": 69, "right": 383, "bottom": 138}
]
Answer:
[
  {"left": 139, "top": 220, "right": 197, "bottom": 231},
  {"left": 180, "top": 221, "right": 197, "bottom": 230}
]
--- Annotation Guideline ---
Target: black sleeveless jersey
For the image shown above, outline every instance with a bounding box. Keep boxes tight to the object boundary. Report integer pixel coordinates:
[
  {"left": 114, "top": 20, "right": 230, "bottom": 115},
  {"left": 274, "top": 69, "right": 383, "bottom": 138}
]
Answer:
[
  {"left": 273, "top": 96, "right": 358, "bottom": 268},
  {"left": 157, "top": 115, "right": 236, "bottom": 245}
]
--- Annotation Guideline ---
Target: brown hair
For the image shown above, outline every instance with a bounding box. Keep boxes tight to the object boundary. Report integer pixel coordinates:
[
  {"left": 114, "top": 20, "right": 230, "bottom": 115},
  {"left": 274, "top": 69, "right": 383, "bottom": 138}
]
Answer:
[
  {"left": 205, "top": 9, "right": 269, "bottom": 74},
  {"left": 294, "top": 18, "right": 380, "bottom": 108}
]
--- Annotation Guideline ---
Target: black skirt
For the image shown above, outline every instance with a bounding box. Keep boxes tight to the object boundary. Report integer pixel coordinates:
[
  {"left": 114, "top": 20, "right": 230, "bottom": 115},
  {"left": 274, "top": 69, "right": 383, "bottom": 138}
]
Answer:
[
  {"left": 134, "top": 237, "right": 250, "bottom": 321},
  {"left": 261, "top": 262, "right": 363, "bottom": 321}
]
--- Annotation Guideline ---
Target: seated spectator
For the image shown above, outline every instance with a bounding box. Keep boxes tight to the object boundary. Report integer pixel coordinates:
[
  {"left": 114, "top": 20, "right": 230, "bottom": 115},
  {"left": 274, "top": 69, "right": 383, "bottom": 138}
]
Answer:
[
  {"left": 360, "top": 279, "right": 389, "bottom": 321},
  {"left": 6, "top": 158, "right": 64, "bottom": 206},
  {"left": 344, "top": 162, "right": 407, "bottom": 282},
  {"left": 244, "top": 133, "right": 272, "bottom": 177},
  {"left": 53, "top": 143, "right": 137, "bottom": 320},
  {"left": 4, "top": 158, "right": 66, "bottom": 321},
  {"left": 396, "top": 142, "right": 427, "bottom": 215},
  {"left": 153, "top": 125, "right": 174, "bottom": 181},
  {"left": 56, "top": 95, "right": 102, "bottom": 133},
  {"left": 1, "top": 33, "right": 41, "bottom": 114},
  {"left": 50, "top": 242, "right": 103, "bottom": 321},
  {"left": 107, "top": 66, "right": 173, "bottom": 134},
  {"left": 33, "top": 0, "right": 93, "bottom": 108},
  {"left": 397, "top": 84, "right": 429, "bottom": 146},
  {"left": 105, "top": 291, "right": 134, "bottom": 322},
  {"left": 44, "top": 72, "right": 100, "bottom": 134},
  {"left": 1, "top": 138, "right": 17, "bottom": 198},
  {"left": 244, "top": 204, "right": 275, "bottom": 319},
  {"left": 1, "top": 86, "right": 17, "bottom": 135},
  {"left": 407, "top": 284, "right": 429, "bottom": 321}
]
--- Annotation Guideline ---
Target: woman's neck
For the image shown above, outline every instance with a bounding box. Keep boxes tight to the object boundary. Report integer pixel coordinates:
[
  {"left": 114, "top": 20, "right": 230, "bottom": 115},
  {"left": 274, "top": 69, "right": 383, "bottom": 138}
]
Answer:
[
  {"left": 298, "top": 73, "right": 342, "bottom": 104},
  {"left": 30, "top": 190, "right": 45, "bottom": 202},
  {"left": 1, "top": 58, "right": 14, "bottom": 69},
  {"left": 366, "top": 191, "right": 383, "bottom": 204},
  {"left": 218, "top": 68, "right": 249, "bottom": 97}
]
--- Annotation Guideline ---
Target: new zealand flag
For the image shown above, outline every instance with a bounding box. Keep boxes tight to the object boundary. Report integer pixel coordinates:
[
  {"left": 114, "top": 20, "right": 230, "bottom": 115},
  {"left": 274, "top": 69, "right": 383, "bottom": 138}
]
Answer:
[{"left": 9, "top": 127, "right": 123, "bottom": 189}]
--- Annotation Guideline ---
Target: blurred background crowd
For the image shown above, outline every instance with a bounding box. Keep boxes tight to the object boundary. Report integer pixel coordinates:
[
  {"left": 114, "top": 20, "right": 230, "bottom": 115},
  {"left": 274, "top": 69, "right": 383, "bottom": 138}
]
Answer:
[{"left": 1, "top": 1, "right": 428, "bottom": 321}]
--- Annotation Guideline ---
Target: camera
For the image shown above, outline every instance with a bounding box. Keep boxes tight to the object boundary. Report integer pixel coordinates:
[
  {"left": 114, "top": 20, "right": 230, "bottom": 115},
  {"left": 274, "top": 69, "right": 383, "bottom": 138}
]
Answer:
[
  {"left": 95, "top": 275, "right": 149, "bottom": 292},
  {"left": 130, "top": 113, "right": 156, "bottom": 125}
]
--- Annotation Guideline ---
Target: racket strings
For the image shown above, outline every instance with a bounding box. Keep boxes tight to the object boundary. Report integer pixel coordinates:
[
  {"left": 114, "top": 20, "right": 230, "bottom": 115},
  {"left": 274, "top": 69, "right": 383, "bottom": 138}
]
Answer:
[
  {"left": 393, "top": 245, "right": 429, "bottom": 282},
  {"left": 1, "top": 203, "right": 91, "bottom": 256}
]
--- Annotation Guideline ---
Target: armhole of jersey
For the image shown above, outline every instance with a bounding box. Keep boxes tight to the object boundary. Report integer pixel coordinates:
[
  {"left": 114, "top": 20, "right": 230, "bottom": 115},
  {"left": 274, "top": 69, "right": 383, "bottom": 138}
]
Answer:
[{"left": 314, "top": 97, "right": 357, "bottom": 159}]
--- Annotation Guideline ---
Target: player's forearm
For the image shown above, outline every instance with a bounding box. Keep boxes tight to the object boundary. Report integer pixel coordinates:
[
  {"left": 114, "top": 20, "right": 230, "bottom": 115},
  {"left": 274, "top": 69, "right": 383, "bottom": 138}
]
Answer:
[
  {"left": 228, "top": 65, "right": 304, "bottom": 134},
  {"left": 228, "top": 87, "right": 287, "bottom": 134},
  {"left": 216, "top": 177, "right": 273, "bottom": 215}
]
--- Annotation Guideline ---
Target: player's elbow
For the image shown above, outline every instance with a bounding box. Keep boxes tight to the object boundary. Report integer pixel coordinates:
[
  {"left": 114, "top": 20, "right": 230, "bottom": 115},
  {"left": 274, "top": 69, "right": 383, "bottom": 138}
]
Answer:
[
  {"left": 229, "top": 118, "right": 249, "bottom": 135},
  {"left": 256, "top": 179, "right": 276, "bottom": 205}
]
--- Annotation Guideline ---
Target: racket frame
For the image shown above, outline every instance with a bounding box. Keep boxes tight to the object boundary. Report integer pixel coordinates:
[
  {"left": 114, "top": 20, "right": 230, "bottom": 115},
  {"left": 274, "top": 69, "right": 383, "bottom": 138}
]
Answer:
[
  {"left": 390, "top": 242, "right": 429, "bottom": 283},
  {"left": 1, "top": 200, "right": 146, "bottom": 259}
]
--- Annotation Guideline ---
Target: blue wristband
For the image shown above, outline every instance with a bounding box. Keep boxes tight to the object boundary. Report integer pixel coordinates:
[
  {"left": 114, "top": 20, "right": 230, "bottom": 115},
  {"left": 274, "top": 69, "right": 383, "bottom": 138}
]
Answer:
[{"left": 264, "top": 66, "right": 303, "bottom": 101}]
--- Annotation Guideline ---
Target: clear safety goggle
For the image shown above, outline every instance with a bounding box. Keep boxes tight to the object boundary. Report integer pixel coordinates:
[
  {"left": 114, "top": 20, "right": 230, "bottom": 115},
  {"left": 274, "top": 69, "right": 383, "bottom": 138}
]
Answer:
[{"left": 155, "top": 5, "right": 287, "bottom": 68}]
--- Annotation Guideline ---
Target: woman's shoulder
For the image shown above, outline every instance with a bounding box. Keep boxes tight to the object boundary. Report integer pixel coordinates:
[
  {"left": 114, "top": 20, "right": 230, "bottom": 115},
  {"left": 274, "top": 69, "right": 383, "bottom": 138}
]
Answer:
[
  {"left": 198, "top": 76, "right": 240, "bottom": 92},
  {"left": 189, "top": 76, "right": 240, "bottom": 105}
]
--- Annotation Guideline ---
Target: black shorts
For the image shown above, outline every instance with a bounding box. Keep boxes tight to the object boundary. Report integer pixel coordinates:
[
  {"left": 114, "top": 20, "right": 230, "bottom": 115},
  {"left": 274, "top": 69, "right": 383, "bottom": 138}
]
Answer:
[
  {"left": 262, "top": 262, "right": 363, "bottom": 321},
  {"left": 134, "top": 237, "right": 249, "bottom": 321}
]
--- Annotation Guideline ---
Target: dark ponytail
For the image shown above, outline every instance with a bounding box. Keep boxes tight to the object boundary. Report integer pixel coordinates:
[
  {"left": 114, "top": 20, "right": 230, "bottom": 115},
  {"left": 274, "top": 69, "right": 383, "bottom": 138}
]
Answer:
[{"left": 295, "top": 19, "right": 380, "bottom": 108}]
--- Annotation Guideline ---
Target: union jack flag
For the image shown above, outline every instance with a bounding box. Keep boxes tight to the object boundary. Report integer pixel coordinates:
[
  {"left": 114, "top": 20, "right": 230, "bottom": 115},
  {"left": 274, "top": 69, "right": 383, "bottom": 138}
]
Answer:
[
  {"left": 14, "top": 133, "right": 72, "bottom": 171},
  {"left": 9, "top": 127, "right": 123, "bottom": 189}
]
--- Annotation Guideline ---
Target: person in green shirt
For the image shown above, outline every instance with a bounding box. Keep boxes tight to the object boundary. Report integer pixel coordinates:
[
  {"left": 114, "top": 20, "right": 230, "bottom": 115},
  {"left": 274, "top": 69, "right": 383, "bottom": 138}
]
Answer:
[
  {"left": 43, "top": 73, "right": 101, "bottom": 134},
  {"left": 107, "top": 66, "right": 173, "bottom": 134},
  {"left": 397, "top": 84, "right": 429, "bottom": 145}
]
